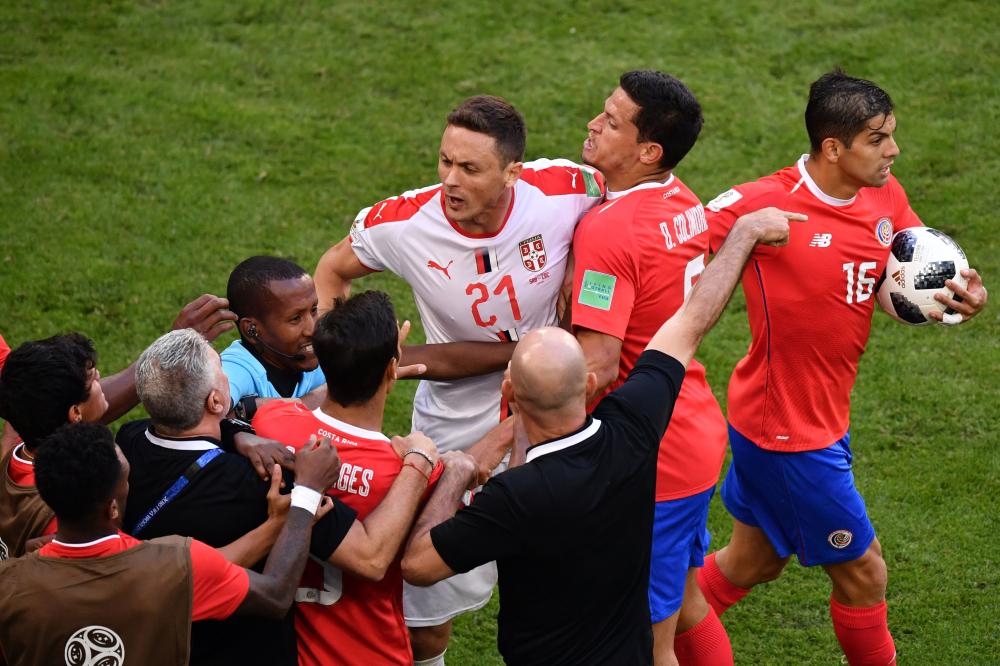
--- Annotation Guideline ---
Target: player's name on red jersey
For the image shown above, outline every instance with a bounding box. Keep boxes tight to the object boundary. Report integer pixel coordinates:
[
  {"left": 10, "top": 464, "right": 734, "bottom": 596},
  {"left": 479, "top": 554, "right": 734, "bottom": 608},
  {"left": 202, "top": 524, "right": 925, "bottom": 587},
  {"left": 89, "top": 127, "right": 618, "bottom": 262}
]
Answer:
[
  {"left": 706, "top": 155, "right": 922, "bottom": 452},
  {"left": 572, "top": 176, "right": 727, "bottom": 501},
  {"left": 251, "top": 400, "right": 441, "bottom": 666}
]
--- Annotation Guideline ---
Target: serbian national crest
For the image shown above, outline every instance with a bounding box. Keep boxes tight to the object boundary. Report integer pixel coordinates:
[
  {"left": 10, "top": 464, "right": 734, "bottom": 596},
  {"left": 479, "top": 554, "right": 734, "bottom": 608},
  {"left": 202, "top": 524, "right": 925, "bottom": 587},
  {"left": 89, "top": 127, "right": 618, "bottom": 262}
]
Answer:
[{"left": 518, "top": 234, "right": 547, "bottom": 272}]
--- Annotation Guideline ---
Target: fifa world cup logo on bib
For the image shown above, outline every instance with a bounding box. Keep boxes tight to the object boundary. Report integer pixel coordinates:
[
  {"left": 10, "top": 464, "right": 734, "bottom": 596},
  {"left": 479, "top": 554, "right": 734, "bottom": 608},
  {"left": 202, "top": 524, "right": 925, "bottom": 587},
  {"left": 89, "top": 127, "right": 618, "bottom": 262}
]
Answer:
[
  {"left": 64, "top": 625, "right": 124, "bottom": 666},
  {"left": 518, "top": 234, "right": 547, "bottom": 272}
]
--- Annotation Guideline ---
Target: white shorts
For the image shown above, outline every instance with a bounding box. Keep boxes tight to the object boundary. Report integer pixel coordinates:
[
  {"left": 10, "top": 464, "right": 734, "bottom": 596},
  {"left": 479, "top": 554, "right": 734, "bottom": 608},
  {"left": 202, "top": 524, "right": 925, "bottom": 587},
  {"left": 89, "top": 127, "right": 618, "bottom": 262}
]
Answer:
[{"left": 403, "top": 561, "right": 497, "bottom": 626}]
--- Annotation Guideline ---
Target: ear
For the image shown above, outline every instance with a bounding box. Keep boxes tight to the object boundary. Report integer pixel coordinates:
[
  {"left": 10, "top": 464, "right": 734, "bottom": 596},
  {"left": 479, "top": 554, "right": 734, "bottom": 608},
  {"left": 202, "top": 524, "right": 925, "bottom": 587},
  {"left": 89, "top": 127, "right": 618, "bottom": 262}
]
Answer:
[
  {"left": 639, "top": 141, "right": 664, "bottom": 167},
  {"left": 585, "top": 371, "right": 598, "bottom": 399},
  {"left": 820, "top": 137, "right": 843, "bottom": 163},
  {"left": 501, "top": 377, "right": 516, "bottom": 409},
  {"left": 239, "top": 317, "right": 260, "bottom": 340},
  {"left": 67, "top": 403, "right": 84, "bottom": 424},
  {"left": 503, "top": 161, "right": 523, "bottom": 188},
  {"left": 108, "top": 498, "right": 120, "bottom": 521},
  {"left": 386, "top": 357, "right": 399, "bottom": 389},
  {"left": 206, "top": 388, "right": 227, "bottom": 417}
]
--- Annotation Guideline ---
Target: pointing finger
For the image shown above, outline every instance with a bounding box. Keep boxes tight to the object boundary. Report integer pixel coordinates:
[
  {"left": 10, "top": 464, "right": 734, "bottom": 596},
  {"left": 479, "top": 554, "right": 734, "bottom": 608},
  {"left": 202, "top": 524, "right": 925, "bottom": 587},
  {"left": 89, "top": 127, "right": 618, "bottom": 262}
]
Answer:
[{"left": 779, "top": 211, "right": 809, "bottom": 221}]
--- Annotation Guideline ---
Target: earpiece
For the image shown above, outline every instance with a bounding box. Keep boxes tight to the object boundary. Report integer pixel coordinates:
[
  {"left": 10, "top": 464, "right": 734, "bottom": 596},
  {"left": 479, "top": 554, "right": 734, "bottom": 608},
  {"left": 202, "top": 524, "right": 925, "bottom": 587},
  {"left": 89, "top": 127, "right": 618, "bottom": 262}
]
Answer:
[{"left": 248, "top": 325, "right": 258, "bottom": 338}]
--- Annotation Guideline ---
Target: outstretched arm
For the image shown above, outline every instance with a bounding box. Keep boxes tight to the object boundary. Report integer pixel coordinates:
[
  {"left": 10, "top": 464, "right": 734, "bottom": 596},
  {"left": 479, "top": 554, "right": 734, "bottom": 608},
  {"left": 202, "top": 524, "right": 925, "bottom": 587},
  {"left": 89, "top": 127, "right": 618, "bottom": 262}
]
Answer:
[
  {"left": 401, "top": 451, "right": 479, "bottom": 586},
  {"left": 326, "top": 432, "right": 439, "bottom": 581},
  {"left": 235, "top": 438, "right": 342, "bottom": 618},
  {"left": 648, "top": 208, "right": 806, "bottom": 367},
  {"left": 399, "top": 342, "right": 515, "bottom": 381},
  {"left": 314, "top": 236, "right": 375, "bottom": 315},
  {"left": 217, "top": 466, "right": 289, "bottom": 567},
  {"left": 101, "top": 294, "right": 238, "bottom": 422}
]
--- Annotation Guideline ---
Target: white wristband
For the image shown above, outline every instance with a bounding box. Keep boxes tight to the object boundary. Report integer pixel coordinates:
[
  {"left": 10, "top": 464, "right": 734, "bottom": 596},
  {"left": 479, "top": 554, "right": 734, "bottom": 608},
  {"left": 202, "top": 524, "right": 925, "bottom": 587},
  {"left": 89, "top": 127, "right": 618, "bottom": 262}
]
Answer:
[{"left": 290, "top": 485, "right": 323, "bottom": 515}]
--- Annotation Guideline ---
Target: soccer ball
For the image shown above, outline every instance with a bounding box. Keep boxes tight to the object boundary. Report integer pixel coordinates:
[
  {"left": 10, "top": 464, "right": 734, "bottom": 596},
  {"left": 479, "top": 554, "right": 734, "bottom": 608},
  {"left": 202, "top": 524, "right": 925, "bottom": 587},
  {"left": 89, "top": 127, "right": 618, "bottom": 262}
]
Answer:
[{"left": 876, "top": 227, "right": 969, "bottom": 325}]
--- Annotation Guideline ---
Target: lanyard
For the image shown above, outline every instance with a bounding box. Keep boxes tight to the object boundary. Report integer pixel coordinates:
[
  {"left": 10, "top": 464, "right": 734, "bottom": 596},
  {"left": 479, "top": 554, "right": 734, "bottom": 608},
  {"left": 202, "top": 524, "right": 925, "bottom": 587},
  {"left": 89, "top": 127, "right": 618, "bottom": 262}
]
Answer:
[{"left": 130, "top": 448, "right": 224, "bottom": 536}]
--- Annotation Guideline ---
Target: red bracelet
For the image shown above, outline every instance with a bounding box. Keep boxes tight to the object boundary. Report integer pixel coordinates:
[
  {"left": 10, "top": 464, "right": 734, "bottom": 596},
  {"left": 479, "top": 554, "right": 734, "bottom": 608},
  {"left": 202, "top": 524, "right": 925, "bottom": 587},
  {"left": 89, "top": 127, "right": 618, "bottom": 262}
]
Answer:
[{"left": 402, "top": 461, "right": 430, "bottom": 481}]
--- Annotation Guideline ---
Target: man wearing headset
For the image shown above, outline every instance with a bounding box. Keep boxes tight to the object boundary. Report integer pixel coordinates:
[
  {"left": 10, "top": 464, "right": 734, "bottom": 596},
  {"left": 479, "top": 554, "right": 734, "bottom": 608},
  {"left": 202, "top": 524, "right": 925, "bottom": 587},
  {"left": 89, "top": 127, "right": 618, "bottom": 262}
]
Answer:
[{"left": 222, "top": 256, "right": 327, "bottom": 419}]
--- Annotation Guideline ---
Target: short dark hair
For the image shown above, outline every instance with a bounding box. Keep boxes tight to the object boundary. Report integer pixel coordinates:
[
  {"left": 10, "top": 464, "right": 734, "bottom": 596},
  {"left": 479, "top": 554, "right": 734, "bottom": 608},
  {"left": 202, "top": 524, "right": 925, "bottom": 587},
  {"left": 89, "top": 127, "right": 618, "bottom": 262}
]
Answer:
[
  {"left": 0, "top": 333, "right": 97, "bottom": 449},
  {"left": 227, "top": 255, "right": 308, "bottom": 321},
  {"left": 35, "top": 423, "right": 121, "bottom": 524},
  {"left": 619, "top": 70, "right": 704, "bottom": 170},
  {"left": 446, "top": 95, "right": 526, "bottom": 166},
  {"left": 313, "top": 291, "right": 398, "bottom": 407},
  {"left": 805, "top": 69, "right": 894, "bottom": 151}
]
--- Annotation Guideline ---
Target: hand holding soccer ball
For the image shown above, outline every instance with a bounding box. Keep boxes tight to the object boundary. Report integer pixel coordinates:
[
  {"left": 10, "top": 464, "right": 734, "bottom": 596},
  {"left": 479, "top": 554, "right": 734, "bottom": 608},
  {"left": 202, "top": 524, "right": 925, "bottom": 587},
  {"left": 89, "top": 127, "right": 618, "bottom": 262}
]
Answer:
[{"left": 876, "top": 227, "right": 987, "bottom": 325}]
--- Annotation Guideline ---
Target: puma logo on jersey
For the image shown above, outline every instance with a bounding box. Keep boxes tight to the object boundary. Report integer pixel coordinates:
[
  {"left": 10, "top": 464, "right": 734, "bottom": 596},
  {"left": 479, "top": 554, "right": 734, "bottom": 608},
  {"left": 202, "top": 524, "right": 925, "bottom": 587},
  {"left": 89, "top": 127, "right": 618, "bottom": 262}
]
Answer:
[
  {"left": 427, "top": 259, "right": 454, "bottom": 279},
  {"left": 809, "top": 233, "right": 833, "bottom": 247},
  {"left": 570, "top": 171, "right": 578, "bottom": 189},
  {"left": 371, "top": 202, "right": 389, "bottom": 221}
]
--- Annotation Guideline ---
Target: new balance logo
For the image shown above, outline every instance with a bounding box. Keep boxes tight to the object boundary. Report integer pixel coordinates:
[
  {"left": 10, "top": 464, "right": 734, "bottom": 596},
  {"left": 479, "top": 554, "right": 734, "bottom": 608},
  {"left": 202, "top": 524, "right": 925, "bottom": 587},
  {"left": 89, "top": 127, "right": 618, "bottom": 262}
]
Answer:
[
  {"left": 809, "top": 233, "right": 833, "bottom": 247},
  {"left": 427, "top": 259, "right": 453, "bottom": 279}
]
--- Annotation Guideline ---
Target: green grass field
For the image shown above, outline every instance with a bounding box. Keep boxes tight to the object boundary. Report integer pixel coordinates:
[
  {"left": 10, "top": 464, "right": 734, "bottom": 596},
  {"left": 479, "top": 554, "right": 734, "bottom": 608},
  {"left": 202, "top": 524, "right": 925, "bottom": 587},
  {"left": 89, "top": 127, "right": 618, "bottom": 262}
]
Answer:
[{"left": 2, "top": 1, "right": 998, "bottom": 663}]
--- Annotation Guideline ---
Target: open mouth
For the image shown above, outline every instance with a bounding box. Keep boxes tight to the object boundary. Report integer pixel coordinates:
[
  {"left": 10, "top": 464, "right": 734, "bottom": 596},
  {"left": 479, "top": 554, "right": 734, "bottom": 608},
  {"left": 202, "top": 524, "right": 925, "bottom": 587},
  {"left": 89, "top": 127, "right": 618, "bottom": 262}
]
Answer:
[
  {"left": 445, "top": 194, "right": 464, "bottom": 208},
  {"left": 300, "top": 344, "right": 314, "bottom": 355}
]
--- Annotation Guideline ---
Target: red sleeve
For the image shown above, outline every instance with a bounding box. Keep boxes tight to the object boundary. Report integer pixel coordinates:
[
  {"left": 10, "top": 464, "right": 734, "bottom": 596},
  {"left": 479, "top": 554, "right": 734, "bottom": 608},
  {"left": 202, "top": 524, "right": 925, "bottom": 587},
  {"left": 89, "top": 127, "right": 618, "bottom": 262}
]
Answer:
[
  {"left": 189, "top": 539, "right": 250, "bottom": 621},
  {"left": 42, "top": 516, "right": 57, "bottom": 536},
  {"left": 889, "top": 176, "right": 923, "bottom": 230},
  {"left": 571, "top": 212, "right": 637, "bottom": 341},
  {"left": 0, "top": 334, "right": 9, "bottom": 372},
  {"left": 420, "top": 460, "right": 446, "bottom": 503},
  {"left": 705, "top": 183, "right": 784, "bottom": 261}
]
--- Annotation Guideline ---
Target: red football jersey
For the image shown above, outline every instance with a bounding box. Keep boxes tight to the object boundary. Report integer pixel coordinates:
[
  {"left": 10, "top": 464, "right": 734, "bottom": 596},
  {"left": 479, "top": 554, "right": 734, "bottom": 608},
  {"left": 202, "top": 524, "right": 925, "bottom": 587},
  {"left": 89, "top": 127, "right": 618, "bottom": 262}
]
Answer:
[
  {"left": 252, "top": 402, "right": 442, "bottom": 666},
  {"left": 706, "top": 155, "right": 922, "bottom": 452},
  {"left": 573, "top": 176, "right": 728, "bottom": 501}
]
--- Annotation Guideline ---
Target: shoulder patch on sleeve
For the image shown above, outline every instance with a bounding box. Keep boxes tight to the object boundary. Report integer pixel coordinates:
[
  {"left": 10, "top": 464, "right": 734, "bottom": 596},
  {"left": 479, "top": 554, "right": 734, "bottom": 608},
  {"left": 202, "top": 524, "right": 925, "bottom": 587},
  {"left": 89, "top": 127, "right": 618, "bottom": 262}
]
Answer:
[
  {"left": 577, "top": 269, "right": 617, "bottom": 311},
  {"left": 706, "top": 188, "right": 743, "bottom": 212}
]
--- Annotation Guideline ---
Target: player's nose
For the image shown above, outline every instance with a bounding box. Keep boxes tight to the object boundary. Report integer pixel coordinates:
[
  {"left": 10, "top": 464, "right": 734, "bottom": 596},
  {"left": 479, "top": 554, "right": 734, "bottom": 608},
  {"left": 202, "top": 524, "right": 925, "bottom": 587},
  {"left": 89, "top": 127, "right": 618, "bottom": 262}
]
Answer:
[{"left": 885, "top": 137, "right": 900, "bottom": 158}]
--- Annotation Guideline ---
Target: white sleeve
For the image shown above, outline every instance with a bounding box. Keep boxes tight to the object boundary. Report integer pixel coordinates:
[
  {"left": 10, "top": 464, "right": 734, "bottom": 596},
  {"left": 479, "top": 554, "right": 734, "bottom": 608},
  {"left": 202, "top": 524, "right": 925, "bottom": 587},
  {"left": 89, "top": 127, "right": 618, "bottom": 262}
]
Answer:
[{"left": 349, "top": 205, "right": 395, "bottom": 272}]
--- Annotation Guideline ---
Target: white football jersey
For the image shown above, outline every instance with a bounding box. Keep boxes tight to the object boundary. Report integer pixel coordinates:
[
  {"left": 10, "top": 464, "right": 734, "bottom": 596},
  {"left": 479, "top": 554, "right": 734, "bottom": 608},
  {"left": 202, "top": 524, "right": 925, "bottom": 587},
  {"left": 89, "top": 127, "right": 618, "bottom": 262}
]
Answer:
[{"left": 351, "top": 158, "right": 604, "bottom": 452}]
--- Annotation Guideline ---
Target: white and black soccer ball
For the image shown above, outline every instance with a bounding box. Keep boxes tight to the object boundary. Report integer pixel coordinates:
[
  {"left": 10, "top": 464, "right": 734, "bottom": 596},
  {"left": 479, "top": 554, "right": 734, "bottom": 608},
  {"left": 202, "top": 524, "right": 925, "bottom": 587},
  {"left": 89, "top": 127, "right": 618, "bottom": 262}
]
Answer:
[
  {"left": 64, "top": 625, "right": 124, "bottom": 666},
  {"left": 876, "top": 227, "right": 969, "bottom": 325}
]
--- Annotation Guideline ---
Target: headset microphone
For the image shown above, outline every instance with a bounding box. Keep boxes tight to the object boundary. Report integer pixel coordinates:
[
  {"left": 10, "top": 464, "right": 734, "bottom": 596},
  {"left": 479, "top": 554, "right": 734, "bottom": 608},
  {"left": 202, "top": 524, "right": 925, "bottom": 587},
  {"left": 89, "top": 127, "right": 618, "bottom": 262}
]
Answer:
[{"left": 246, "top": 324, "right": 308, "bottom": 361}]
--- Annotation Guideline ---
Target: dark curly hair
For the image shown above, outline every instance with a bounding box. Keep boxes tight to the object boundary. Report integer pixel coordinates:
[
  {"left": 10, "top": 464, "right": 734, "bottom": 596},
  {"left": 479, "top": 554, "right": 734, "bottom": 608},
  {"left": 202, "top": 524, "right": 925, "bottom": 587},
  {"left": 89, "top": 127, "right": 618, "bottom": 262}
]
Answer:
[
  {"left": 0, "top": 333, "right": 98, "bottom": 450},
  {"left": 35, "top": 423, "right": 122, "bottom": 525}
]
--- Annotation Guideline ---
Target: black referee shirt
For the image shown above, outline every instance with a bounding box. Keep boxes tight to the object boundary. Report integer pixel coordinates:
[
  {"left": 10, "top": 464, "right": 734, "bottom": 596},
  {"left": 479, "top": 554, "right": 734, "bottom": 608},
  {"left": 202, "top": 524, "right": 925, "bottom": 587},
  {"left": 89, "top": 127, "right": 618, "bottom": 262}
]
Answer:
[
  {"left": 117, "top": 420, "right": 357, "bottom": 666},
  {"left": 431, "top": 350, "right": 684, "bottom": 666}
]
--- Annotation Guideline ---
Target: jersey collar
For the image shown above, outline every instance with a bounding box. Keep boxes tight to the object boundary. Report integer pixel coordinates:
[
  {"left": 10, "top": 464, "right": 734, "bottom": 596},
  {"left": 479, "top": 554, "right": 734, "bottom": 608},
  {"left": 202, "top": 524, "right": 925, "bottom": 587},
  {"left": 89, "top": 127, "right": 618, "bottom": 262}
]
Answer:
[
  {"left": 525, "top": 417, "right": 602, "bottom": 463},
  {"left": 145, "top": 427, "right": 221, "bottom": 451},
  {"left": 794, "top": 154, "right": 856, "bottom": 207},
  {"left": 311, "top": 408, "right": 390, "bottom": 442},
  {"left": 12, "top": 443, "right": 33, "bottom": 467},
  {"left": 606, "top": 174, "right": 675, "bottom": 200},
  {"left": 52, "top": 533, "right": 123, "bottom": 548}
]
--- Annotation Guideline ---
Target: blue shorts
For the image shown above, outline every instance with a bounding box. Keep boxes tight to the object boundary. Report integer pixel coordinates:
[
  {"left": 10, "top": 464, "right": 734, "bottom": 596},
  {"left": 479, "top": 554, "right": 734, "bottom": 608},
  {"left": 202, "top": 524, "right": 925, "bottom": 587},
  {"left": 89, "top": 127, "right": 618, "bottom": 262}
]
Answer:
[
  {"left": 721, "top": 425, "right": 875, "bottom": 567},
  {"left": 648, "top": 486, "right": 714, "bottom": 622}
]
